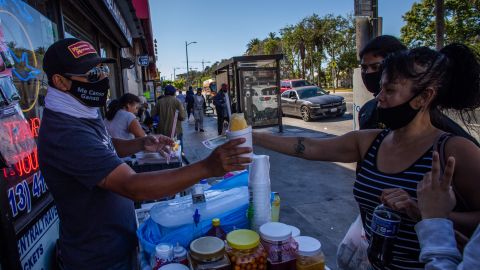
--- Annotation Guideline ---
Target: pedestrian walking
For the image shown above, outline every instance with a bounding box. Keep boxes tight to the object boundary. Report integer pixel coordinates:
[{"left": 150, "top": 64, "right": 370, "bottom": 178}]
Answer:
[
  {"left": 193, "top": 87, "right": 206, "bottom": 132},
  {"left": 176, "top": 90, "right": 186, "bottom": 108},
  {"left": 38, "top": 38, "right": 252, "bottom": 269},
  {"left": 186, "top": 86, "right": 194, "bottom": 121},
  {"left": 213, "top": 83, "right": 229, "bottom": 135},
  {"left": 152, "top": 84, "right": 186, "bottom": 147}
]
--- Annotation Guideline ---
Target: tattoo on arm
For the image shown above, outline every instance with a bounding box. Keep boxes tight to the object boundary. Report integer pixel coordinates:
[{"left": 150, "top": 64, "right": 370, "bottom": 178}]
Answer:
[{"left": 294, "top": 137, "right": 306, "bottom": 156}]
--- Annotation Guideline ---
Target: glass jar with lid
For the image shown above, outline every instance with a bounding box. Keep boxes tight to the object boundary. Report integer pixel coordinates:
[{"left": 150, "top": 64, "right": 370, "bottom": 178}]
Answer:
[
  {"left": 226, "top": 229, "right": 267, "bottom": 269},
  {"left": 189, "top": 236, "right": 231, "bottom": 270},
  {"left": 259, "top": 222, "right": 299, "bottom": 270},
  {"left": 295, "top": 236, "right": 325, "bottom": 270}
]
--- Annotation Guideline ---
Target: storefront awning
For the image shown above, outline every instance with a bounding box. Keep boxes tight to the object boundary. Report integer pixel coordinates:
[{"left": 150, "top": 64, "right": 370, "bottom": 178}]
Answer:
[{"left": 133, "top": 0, "right": 150, "bottom": 19}]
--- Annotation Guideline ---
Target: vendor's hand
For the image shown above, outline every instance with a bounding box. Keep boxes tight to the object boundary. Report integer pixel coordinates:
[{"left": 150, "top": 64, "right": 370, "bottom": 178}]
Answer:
[
  {"left": 417, "top": 151, "right": 456, "bottom": 219},
  {"left": 143, "top": 135, "right": 175, "bottom": 158},
  {"left": 204, "top": 138, "right": 252, "bottom": 177},
  {"left": 381, "top": 188, "right": 421, "bottom": 221}
]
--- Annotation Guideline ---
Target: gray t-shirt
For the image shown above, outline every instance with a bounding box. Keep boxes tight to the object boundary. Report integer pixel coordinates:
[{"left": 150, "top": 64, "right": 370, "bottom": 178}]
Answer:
[
  {"left": 38, "top": 109, "right": 136, "bottom": 269},
  {"left": 105, "top": 109, "right": 136, "bottom": 140}
]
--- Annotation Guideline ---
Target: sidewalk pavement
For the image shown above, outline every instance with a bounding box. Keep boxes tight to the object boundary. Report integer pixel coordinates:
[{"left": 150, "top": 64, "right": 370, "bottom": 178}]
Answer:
[{"left": 181, "top": 114, "right": 358, "bottom": 270}]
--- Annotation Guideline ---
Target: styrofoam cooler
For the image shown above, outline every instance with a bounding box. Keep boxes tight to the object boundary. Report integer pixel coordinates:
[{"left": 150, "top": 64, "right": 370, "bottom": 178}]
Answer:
[{"left": 248, "top": 155, "right": 272, "bottom": 231}]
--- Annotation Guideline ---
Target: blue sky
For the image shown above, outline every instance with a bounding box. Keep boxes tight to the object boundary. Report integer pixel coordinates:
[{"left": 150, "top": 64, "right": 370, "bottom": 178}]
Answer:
[{"left": 150, "top": 0, "right": 419, "bottom": 80}]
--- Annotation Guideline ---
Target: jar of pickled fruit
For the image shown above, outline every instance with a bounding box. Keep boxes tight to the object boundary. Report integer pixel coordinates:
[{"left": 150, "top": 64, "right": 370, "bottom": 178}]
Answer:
[
  {"left": 295, "top": 236, "right": 325, "bottom": 270},
  {"left": 189, "top": 236, "right": 231, "bottom": 270},
  {"left": 226, "top": 229, "right": 268, "bottom": 270},
  {"left": 259, "top": 222, "right": 298, "bottom": 270}
]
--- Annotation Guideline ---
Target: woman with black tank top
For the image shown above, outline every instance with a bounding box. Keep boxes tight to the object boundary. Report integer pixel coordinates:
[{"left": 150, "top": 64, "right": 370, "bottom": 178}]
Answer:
[{"left": 253, "top": 43, "right": 480, "bottom": 270}]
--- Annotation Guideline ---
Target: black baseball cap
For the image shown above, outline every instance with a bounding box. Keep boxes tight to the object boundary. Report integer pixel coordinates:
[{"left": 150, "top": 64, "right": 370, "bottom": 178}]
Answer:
[{"left": 43, "top": 38, "right": 115, "bottom": 80}]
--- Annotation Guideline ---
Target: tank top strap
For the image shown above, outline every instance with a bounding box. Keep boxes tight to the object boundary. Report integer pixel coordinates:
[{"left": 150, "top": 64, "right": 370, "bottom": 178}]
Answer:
[{"left": 362, "top": 129, "right": 390, "bottom": 163}]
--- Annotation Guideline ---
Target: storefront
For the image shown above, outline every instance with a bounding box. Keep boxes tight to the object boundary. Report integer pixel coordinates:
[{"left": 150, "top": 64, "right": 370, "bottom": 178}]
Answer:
[{"left": 0, "top": 0, "right": 155, "bottom": 268}]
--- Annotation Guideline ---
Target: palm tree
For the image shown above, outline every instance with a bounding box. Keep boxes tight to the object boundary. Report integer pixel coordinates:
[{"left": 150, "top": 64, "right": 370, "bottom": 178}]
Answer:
[{"left": 246, "top": 38, "right": 261, "bottom": 55}]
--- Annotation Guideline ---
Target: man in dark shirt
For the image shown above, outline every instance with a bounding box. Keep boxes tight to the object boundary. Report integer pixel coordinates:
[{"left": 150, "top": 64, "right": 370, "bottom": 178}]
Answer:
[
  {"left": 213, "top": 83, "right": 229, "bottom": 135},
  {"left": 38, "top": 38, "right": 251, "bottom": 269}
]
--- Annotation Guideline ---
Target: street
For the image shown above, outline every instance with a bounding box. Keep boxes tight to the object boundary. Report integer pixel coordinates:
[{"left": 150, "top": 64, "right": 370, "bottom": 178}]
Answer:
[{"left": 183, "top": 91, "right": 358, "bottom": 270}]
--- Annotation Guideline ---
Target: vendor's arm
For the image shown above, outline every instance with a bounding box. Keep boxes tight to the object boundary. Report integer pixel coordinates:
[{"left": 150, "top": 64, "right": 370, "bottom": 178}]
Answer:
[
  {"left": 445, "top": 137, "right": 480, "bottom": 236},
  {"left": 252, "top": 129, "right": 380, "bottom": 163},
  {"left": 112, "top": 135, "right": 170, "bottom": 157},
  {"left": 98, "top": 138, "right": 251, "bottom": 201}
]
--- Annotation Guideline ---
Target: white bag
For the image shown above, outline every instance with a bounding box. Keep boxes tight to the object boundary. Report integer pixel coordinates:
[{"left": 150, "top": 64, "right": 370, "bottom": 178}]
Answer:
[{"left": 337, "top": 215, "right": 371, "bottom": 270}]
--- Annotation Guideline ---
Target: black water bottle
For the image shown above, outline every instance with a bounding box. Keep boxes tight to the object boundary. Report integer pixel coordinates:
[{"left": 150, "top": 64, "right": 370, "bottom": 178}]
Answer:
[{"left": 367, "top": 204, "right": 401, "bottom": 267}]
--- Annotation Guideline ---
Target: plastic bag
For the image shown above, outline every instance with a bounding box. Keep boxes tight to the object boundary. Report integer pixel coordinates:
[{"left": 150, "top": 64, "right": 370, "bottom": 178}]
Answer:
[{"left": 337, "top": 215, "right": 371, "bottom": 270}]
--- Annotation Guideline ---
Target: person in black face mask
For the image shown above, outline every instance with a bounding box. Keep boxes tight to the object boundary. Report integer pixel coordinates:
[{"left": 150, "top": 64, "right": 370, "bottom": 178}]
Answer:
[
  {"left": 252, "top": 43, "right": 480, "bottom": 269},
  {"left": 358, "top": 35, "right": 407, "bottom": 129},
  {"left": 38, "top": 38, "right": 252, "bottom": 269},
  {"left": 359, "top": 36, "right": 479, "bottom": 146}
]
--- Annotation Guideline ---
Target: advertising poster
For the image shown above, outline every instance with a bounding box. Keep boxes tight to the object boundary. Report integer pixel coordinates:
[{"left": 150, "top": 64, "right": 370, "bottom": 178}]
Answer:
[{"left": 240, "top": 69, "right": 279, "bottom": 127}]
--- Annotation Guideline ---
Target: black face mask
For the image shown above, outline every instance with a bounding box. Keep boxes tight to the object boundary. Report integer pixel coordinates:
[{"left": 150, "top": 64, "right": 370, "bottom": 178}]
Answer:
[
  {"left": 362, "top": 71, "right": 382, "bottom": 95},
  {"left": 377, "top": 94, "right": 420, "bottom": 130},
  {"left": 68, "top": 77, "right": 110, "bottom": 107}
]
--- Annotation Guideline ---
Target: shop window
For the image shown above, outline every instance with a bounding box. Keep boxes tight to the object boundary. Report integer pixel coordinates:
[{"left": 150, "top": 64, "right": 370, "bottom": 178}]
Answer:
[{"left": 0, "top": 0, "right": 58, "bottom": 119}]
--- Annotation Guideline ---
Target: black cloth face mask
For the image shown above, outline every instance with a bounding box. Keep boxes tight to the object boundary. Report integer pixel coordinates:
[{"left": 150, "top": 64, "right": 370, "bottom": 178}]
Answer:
[
  {"left": 68, "top": 77, "right": 110, "bottom": 107},
  {"left": 362, "top": 71, "right": 382, "bottom": 95},
  {"left": 377, "top": 94, "right": 421, "bottom": 130}
]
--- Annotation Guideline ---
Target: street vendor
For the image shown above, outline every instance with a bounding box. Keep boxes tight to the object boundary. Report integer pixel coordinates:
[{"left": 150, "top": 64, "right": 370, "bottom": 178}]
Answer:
[{"left": 38, "top": 38, "right": 252, "bottom": 270}]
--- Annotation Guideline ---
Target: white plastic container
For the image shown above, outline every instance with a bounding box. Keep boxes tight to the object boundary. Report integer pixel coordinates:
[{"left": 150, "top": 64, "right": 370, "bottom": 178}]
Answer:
[
  {"left": 226, "top": 126, "right": 252, "bottom": 158},
  {"left": 290, "top": 225, "right": 301, "bottom": 238},
  {"left": 150, "top": 187, "right": 248, "bottom": 227},
  {"left": 158, "top": 263, "right": 189, "bottom": 270}
]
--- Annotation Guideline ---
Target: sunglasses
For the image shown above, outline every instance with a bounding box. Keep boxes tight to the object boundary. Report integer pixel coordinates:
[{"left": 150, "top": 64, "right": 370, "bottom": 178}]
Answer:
[{"left": 64, "top": 65, "right": 110, "bottom": 82}]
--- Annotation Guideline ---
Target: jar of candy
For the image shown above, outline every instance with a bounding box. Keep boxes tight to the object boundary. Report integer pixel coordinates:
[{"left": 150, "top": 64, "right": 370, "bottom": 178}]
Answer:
[
  {"left": 189, "top": 236, "right": 231, "bottom": 270},
  {"left": 151, "top": 243, "right": 174, "bottom": 270},
  {"left": 226, "top": 229, "right": 268, "bottom": 270},
  {"left": 259, "top": 222, "right": 299, "bottom": 270},
  {"left": 295, "top": 236, "right": 325, "bottom": 270}
]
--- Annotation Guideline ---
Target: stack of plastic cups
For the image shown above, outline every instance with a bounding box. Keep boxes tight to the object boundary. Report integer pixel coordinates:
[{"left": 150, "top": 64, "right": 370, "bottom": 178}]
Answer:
[{"left": 248, "top": 154, "right": 272, "bottom": 231}]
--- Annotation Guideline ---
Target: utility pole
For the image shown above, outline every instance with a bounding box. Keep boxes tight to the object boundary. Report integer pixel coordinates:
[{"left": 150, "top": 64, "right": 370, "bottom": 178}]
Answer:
[
  {"left": 435, "top": 0, "right": 445, "bottom": 50},
  {"left": 185, "top": 41, "right": 197, "bottom": 86}
]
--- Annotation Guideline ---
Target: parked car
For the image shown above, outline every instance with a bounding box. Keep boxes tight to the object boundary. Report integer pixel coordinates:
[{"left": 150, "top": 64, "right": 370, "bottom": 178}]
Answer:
[
  {"left": 281, "top": 86, "right": 346, "bottom": 122},
  {"left": 249, "top": 85, "right": 278, "bottom": 121},
  {"left": 280, "top": 79, "right": 314, "bottom": 93}
]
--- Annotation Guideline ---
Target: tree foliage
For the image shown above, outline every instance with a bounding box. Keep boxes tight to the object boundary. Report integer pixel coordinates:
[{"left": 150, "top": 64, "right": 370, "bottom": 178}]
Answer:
[
  {"left": 244, "top": 13, "right": 356, "bottom": 88},
  {"left": 401, "top": 0, "right": 480, "bottom": 53}
]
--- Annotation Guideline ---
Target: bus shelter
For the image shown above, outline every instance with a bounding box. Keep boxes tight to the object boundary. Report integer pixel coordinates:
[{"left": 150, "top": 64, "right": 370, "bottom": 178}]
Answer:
[{"left": 214, "top": 54, "right": 283, "bottom": 131}]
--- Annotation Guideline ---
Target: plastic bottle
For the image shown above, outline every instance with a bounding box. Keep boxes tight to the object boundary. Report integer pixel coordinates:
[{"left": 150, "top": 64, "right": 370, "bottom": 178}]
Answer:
[
  {"left": 271, "top": 192, "right": 281, "bottom": 222},
  {"left": 199, "top": 179, "right": 211, "bottom": 191},
  {"left": 367, "top": 204, "right": 401, "bottom": 268},
  {"left": 192, "top": 183, "right": 206, "bottom": 204},
  {"left": 206, "top": 218, "right": 227, "bottom": 240},
  {"left": 173, "top": 243, "right": 188, "bottom": 266}
]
